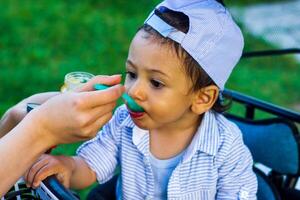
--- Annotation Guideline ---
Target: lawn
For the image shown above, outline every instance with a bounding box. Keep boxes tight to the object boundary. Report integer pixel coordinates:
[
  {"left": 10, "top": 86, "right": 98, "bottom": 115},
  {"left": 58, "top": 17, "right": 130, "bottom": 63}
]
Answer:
[{"left": 1, "top": 0, "right": 299, "bottom": 198}]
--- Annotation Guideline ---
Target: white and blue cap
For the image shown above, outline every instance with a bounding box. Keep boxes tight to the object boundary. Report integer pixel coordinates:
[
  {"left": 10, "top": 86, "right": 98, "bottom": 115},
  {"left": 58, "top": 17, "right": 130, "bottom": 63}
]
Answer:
[{"left": 144, "top": 0, "right": 244, "bottom": 90}]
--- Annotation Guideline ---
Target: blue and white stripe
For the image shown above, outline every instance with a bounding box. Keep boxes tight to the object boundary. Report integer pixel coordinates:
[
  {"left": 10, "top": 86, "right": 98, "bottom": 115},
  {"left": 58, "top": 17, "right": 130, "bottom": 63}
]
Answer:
[{"left": 77, "top": 105, "right": 257, "bottom": 199}]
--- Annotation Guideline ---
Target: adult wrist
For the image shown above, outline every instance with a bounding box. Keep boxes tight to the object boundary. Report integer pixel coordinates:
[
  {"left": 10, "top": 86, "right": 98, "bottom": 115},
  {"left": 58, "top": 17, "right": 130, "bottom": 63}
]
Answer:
[{"left": 22, "top": 110, "right": 58, "bottom": 149}]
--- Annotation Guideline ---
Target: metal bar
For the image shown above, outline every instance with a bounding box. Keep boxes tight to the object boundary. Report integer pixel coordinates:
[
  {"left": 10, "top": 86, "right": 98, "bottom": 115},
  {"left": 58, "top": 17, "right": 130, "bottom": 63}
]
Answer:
[
  {"left": 245, "top": 105, "right": 255, "bottom": 120},
  {"left": 223, "top": 89, "right": 300, "bottom": 123},
  {"left": 242, "top": 48, "right": 300, "bottom": 58},
  {"left": 216, "top": 0, "right": 225, "bottom": 6}
]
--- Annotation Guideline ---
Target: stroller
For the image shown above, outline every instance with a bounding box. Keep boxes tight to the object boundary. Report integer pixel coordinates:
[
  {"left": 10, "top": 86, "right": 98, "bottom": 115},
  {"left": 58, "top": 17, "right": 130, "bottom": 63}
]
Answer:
[{"left": 3, "top": 0, "right": 300, "bottom": 199}]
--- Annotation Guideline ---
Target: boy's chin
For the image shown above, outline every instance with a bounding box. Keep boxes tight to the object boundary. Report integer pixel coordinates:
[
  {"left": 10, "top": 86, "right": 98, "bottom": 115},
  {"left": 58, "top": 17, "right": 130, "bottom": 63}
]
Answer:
[
  {"left": 132, "top": 120, "right": 149, "bottom": 130},
  {"left": 132, "top": 118, "right": 157, "bottom": 131}
]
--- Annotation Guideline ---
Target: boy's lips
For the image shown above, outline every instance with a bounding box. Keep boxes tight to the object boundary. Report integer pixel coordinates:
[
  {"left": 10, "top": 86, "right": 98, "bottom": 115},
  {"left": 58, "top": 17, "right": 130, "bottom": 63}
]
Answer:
[{"left": 127, "top": 108, "right": 145, "bottom": 119}]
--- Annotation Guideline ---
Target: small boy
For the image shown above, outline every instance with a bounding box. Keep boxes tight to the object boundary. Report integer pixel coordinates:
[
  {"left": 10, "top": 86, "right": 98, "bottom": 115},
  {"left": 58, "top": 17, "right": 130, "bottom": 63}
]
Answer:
[{"left": 25, "top": 0, "right": 257, "bottom": 199}]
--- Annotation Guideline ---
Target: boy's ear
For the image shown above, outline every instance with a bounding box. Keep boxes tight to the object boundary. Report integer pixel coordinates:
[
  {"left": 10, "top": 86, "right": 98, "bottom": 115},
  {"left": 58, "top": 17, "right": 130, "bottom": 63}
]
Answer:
[{"left": 191, "top": 85, "right": 219, "bottom": 114}]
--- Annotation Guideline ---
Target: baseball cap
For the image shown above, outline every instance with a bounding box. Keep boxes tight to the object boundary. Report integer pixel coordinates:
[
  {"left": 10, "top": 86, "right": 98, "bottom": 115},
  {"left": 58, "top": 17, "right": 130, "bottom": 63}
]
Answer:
[{"left": 144, "top": 0, "right": 244, "bottom": 90}]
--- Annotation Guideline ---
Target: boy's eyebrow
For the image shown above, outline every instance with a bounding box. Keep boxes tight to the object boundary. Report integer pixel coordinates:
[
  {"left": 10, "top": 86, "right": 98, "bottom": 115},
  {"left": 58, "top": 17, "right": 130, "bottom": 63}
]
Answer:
[
  {"left": 126, "top": 60, "right": 136, "bottom": 68},
  {"left": 126, "top": 60, "right": 169, "bottom": 78}
]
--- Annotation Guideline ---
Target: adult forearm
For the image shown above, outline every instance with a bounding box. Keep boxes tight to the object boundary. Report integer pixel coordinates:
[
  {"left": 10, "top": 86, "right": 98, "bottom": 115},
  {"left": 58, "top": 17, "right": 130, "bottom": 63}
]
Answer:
[
  {"left": 0, "top": 108, "right": 19, "bottom": 138},
  {"left": 0, "top": 115, "right": 55, "bottom": 196},
  {"left": 0, "top": 92, "right": 60, "bottom": 138}
]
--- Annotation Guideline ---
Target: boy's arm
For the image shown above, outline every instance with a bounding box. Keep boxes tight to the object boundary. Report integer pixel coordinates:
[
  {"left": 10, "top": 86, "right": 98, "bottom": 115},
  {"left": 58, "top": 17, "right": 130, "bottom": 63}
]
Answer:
[
  {"left": 216, "top": 134, "right": 257, "bottom": 200},
  {"left": 69, "top": 156, "right": 97, "bottom": 189},
  {"left": 25, "top": 106, "right": 123, "bottom": 189},
  {"left": 76, "top": 105, "right": 127, "bottom": 184}
]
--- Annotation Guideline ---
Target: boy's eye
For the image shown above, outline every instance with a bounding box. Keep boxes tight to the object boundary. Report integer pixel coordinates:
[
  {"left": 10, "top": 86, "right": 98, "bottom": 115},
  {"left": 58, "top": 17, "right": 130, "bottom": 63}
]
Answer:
[
  {"left": 126, "top": 71, "right": 137, "bottom": 79},
  {"left": 150, "top": 79, "right": 164, "bottom": 89}
]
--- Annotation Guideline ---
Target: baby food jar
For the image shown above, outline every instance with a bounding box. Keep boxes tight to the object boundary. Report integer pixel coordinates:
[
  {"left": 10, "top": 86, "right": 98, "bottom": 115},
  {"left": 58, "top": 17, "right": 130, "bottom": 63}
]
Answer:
[{"left": 61, "top": 71, "right": 94, "bottom": 92}]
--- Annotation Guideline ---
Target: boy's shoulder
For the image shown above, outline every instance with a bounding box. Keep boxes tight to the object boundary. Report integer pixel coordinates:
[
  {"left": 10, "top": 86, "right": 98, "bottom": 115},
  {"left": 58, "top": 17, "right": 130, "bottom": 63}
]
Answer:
[
  {"left": 195, "top": 111, "right": 243, "bottom": 156},
  {"left": 212, "top": 112, "right": 244, "bottom": 154},
  {"left": 215, "top": 112, "right": 242, "bottom": 141}
]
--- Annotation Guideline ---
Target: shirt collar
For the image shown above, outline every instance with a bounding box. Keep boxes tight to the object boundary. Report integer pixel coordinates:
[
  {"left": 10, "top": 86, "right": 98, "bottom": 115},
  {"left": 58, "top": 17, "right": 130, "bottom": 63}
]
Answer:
[
  {"left": 132, "top": 126, "right": 150, "bottom": 156},
  {"left": 120, "top": 114, "right": 149, "bottom": 155},
  {"left": 182, "top": 110, "right": 220, "bottom": 163},
  {"left": 130, "top": 110, "right": 220, "bottom": 161}
]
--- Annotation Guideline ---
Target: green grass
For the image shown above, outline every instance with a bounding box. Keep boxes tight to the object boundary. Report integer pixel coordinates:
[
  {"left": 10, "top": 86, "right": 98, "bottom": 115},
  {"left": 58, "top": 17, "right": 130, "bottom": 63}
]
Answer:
[
  {"left": 1, "top": 0, "right": 299, "bottom": 199},
  {"left": 227, "top": 23, "right": 300, "bottom": 116},
  {"left": 225, "top": 0, "right": 283, "bottom": 6},
  {"left": 0, "top": 0, "right": 160, "bottom": 113}
]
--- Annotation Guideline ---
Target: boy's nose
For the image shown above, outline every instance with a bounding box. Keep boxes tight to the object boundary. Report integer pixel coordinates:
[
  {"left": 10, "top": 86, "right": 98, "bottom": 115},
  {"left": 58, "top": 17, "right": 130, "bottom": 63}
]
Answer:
[{"left": 127, "top": 82, "right": 146, "bottom": 102}]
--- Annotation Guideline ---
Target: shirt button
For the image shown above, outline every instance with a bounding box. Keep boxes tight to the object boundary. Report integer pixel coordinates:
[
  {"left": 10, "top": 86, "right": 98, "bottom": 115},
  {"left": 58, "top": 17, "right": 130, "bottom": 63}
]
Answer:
[{"left": 239, "top": 190, "right": 249, "bottom": 199}]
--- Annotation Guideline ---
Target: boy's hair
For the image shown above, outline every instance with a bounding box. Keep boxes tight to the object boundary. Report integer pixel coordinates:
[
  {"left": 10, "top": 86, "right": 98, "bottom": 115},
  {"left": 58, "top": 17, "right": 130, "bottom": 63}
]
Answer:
[{"left": 139, "top": 7, "right": 231, "bottom": 113}]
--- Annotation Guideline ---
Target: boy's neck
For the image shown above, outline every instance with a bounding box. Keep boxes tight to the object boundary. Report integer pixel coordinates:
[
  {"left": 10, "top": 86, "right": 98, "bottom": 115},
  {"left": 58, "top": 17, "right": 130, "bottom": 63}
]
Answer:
[{"left": 149, "top": 115, "right": 202, "bottom": 160}]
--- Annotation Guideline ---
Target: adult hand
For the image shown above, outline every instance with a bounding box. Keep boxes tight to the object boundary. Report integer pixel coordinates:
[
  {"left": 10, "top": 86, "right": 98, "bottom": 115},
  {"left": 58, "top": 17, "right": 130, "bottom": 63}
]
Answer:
[
  {"left": 26, "top": 74, "right": 124, "bottom": 146},
  {"left": 0, "top": 74, "right": 124, "bottom": 196}
]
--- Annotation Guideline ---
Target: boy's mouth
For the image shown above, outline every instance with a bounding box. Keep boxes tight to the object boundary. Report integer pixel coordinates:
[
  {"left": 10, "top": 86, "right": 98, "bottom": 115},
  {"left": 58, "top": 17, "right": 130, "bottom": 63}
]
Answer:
[{"left": 127, "top": 106, "right": 145, "bottom": 118}]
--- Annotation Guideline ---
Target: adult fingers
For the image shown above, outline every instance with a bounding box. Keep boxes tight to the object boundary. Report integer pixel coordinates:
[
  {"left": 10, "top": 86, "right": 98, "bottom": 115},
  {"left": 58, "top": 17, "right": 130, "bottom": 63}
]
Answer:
[
  {"left": 76, "top": 112, "right": 113, "bottom": 140},
  {"left": 94, "top": 74, "right": 122, "bottom": 86},
  {"left": 88, "top": 112, "right": 113, "bottom": 137},
  {"left": 77, "top": 74, "right": 122, "bottom": 92},
  {"left": 83, "top": 101, "right": 116, "bottom": 126},
  {"left": 79, "top": 84, "right": 124, "bottom": 108},
  {"left": 67, "top": 102, "right": 115, "bottom": 133}
]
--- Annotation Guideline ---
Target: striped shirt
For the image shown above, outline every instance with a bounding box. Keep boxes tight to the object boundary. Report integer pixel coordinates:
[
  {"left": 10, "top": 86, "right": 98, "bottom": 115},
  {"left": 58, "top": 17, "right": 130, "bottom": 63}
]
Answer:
[{"left": 77, "top": 105, "right": 257, "bottom": 199}]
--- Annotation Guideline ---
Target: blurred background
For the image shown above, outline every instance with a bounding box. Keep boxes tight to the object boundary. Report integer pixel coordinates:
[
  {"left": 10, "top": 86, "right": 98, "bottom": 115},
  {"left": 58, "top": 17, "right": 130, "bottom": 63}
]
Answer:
[{"left": 0, "top": 0, "right": 299, "bottom": 198}]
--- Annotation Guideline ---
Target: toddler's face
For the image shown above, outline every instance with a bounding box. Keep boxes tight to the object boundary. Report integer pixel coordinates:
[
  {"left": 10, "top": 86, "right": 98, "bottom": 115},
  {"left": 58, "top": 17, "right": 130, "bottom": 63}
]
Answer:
[{"left": 124, "top": 30, "right": 198, "bottom": 131}]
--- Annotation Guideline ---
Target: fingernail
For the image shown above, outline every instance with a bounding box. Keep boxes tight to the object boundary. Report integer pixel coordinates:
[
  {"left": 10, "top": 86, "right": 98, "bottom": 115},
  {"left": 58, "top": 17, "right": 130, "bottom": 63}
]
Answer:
[
  {"left": 111, "top": 74, "right": 122, "bottom": 78},
  {"left": 119, "top": 84, "right": 125, "bottom": 92}
]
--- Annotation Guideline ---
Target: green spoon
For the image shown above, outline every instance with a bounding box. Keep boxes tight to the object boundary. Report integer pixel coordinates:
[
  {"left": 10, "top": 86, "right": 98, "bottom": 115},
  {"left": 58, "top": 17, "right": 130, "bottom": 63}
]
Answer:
[{"left": 94, "top": 84, "right": 144, "bottom": 112}]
